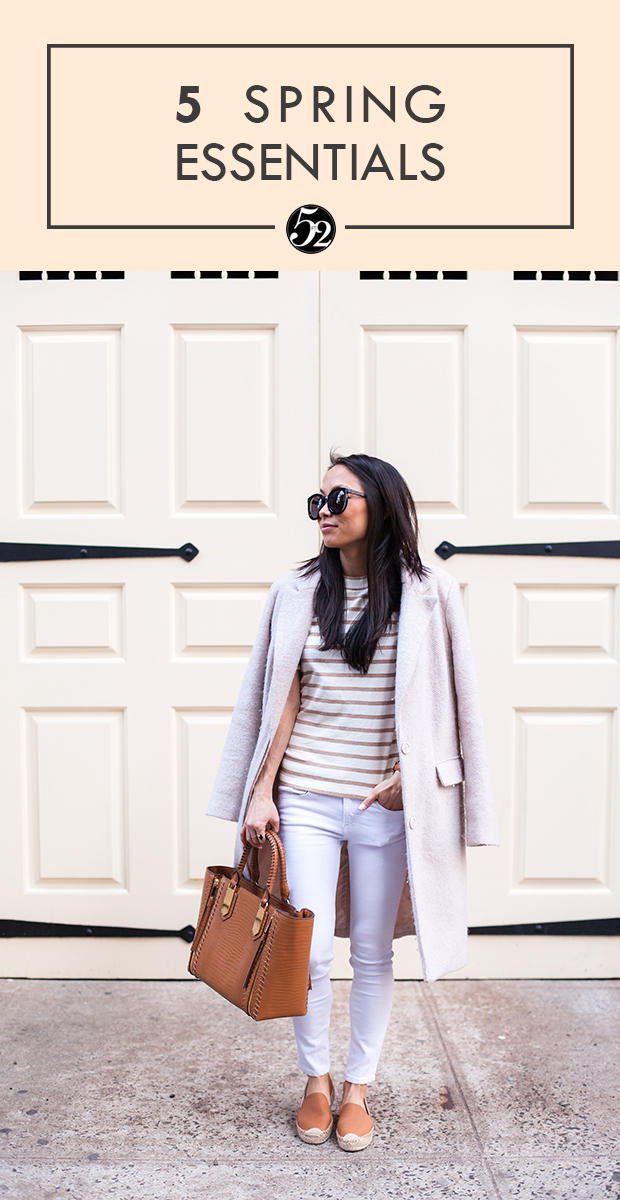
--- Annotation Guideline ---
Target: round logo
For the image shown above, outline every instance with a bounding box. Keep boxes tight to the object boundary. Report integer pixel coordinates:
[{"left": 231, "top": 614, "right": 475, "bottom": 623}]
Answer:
[{"left": 286, "top": 205, "right": 336, "bottom": 254}]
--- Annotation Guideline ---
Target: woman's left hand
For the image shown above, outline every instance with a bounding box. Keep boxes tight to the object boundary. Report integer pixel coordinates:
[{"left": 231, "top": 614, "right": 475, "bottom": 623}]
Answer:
[{"left": 358, "top": 770, "right": 403, "bottom": 812}]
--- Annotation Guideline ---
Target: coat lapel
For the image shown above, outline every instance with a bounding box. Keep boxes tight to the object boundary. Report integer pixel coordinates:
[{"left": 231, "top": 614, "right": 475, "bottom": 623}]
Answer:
[
  {"left": 395, "top": 570, "right": 438, "bottom": 720},
  {"left": 269, "top": 573, "right": 317, "bottom": 735}
]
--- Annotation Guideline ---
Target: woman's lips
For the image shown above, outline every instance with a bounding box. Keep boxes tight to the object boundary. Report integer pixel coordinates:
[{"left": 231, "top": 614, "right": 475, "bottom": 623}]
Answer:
[{"left": 320, "top": 523, "right": 337, "bottom": 531}]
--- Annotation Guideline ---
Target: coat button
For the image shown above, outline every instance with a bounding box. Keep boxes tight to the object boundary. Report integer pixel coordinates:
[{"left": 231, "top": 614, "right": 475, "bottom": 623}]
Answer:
[
  {"left": 408, "top": 816, "right": 417, "bottom": 829},
  {"left": 401, "top": 741, "right": 410, "bottom": 754}
]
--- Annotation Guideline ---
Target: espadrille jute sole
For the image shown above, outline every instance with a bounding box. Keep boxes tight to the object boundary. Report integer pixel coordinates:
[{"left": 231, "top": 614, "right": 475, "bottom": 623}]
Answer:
[
  {"left": 336, "top": 1126, "right": 374, "bottom": 1152},
  {"left": 296, "top": 1117, "right": 334, "bottom": 1145}
]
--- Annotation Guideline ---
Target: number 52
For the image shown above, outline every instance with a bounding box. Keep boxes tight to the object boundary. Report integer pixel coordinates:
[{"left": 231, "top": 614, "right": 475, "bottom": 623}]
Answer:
[{"left": 291, "top": 206, "right": 332, "bottom": 249}]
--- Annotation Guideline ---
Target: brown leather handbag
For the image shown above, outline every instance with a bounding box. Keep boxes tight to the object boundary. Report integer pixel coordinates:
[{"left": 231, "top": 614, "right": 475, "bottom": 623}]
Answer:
[{"left": 188, "top": 831, "right": 314, "bottom": 1021}]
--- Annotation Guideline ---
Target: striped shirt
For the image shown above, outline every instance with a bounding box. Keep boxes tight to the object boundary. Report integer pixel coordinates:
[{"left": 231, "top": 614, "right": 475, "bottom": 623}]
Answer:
[{"left": 279, "top": 576, "right": 399, "bottom": 801}]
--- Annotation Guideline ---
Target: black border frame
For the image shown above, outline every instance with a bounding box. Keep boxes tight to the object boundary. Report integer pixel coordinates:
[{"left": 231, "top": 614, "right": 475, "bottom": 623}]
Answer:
[{"left": 47, "top": 43, "right": 574, "bottom": 232}]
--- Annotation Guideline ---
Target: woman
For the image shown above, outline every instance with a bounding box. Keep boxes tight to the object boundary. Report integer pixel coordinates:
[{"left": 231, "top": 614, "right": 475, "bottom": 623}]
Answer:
[{"left": 207, "top": 453, "right": 499, "bottom": 1152}]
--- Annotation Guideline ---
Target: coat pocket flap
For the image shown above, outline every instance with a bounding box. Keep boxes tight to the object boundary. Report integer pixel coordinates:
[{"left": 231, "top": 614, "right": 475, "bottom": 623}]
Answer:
[{"left": 436, "top": 757, "right": 465, "bottom": 787}]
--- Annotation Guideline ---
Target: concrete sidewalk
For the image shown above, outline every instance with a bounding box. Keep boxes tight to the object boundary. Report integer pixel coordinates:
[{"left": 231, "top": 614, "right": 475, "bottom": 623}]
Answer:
[{"left": 0, "top": 978, "right": 618, "bottom": 1200}]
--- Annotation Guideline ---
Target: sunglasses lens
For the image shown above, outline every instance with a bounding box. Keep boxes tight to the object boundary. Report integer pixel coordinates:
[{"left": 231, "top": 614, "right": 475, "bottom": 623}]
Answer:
[
  {"left": 328, "top": 487, "right": 348, "bottom": 515},
  {"left": 307, "top": 494, "right": 323, "bottom": 520}
]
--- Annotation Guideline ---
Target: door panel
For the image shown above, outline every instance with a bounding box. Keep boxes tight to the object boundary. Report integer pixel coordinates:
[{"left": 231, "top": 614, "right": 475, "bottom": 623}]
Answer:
[
  {"left": 173, "top": 326, "right": 276, "bottom": 511},
  {"left": 21, "top": 327, "right": 123, "bottom": 514},
  {"left": 364, "top": 327, "right": 465, "bottom": 513},
  {"left": 516, "top": 329, "right": 616, "bottom": 514},
  {"left": 25, "top": 707, "right": 126, "bottom": 888},
  {"left": 0, "top": 271, "right": 319, "bottom": 952},
  {"left": 320, "top": 270, "right": 620, "bottom": 927}
]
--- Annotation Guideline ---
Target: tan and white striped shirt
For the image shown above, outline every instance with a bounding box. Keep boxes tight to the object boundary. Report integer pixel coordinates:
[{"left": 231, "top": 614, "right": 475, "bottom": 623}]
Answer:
[{"left": 279, "top": 576, "right": 399, "bottom": 801}]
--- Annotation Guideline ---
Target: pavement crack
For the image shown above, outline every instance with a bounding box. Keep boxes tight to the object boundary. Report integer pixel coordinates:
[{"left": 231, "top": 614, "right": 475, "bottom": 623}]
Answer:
[{"left": 418, "top": 981, "right": 505, "bottom": 1200}]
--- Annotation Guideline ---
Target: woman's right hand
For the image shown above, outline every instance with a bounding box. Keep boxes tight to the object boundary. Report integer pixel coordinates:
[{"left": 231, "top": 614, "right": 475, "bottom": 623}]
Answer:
[{"left": 240, "top": 786, "right": 280, "bottom": 849}]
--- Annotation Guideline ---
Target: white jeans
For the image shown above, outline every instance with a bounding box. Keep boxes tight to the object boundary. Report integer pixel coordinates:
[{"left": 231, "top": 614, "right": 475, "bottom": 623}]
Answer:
[{"left": 277, "top": 786, "right": 408, "bottom": 1084}]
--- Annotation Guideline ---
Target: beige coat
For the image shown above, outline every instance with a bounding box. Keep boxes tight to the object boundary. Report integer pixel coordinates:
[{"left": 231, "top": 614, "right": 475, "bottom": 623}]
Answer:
[{"left": 207, "top": 563, "right": 500, "bottom": 983}]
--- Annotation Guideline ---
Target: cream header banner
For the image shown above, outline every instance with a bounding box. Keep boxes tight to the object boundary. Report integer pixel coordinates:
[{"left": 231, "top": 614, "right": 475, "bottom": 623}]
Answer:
[{"left": 48, "top": 45, "right": 572, "bottom": 241}]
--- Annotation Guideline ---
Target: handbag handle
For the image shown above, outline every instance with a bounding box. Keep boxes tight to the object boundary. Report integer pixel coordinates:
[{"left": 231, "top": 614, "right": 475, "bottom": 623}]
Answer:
[
  {"left": 241, "top": 831, "right": 290, "bottom": 902},
  {"left": 264, "top": 830, "right": 290, "bottom": 902}
]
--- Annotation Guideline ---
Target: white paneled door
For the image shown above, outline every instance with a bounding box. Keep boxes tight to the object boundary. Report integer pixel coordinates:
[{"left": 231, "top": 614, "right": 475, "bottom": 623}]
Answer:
[
  {"left": 321, "top": 271, "right": 620, "bottom": 929},
  {"left": 0, "top": 271, "right": 319, "bottom": 962},
  {"left": 1, "top": 269, "right": 618, "bottom": 978}
]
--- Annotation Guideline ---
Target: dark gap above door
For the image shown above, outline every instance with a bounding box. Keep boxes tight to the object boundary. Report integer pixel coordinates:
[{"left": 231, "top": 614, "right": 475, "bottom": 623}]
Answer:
[
  {"left": 19, "top": 271, "right": 125, "bottom": 281},
  {"left": 513, "top": 270, "right": 618, "bottom": 281},
  {"left": 359, "top": 271, "right": 468, "bottom": 281},
  {"left": 170, "top": 270, "right": 279, "bottom": 279}
]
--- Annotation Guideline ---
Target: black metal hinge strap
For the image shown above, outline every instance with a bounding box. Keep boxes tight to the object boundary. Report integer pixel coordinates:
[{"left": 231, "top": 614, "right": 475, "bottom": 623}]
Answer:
[
  {"left": 2, "top": 917, "right": 615, "bottom": 940},
  {"left": 469, "top": 917, "right": 619, "bottom": 937},
  {"left": 0, "top": 542, "right": 199, "bottom": 562},
  {"left": 0, "top": 920, "right": 196, "bottom": 943},
  {"left": 436, "top": 540, "right": 620, "bottom": 560}
]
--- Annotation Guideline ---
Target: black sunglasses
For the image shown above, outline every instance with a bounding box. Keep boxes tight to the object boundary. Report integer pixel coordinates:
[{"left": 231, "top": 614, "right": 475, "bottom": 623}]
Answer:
[{"left": 307, "top": 486, "right": 367, "bottom": 520}]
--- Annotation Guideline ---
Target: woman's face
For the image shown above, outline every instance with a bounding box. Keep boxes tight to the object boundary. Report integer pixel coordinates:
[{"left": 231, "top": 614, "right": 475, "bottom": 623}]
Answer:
[{"left": 317, "top": 464, "right": 369, "bottom": 552}]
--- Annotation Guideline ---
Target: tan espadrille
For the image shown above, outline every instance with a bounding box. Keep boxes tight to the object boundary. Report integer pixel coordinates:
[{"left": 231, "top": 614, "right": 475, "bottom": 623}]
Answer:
[
  {"left": 336, "top": 1096, "right": 374, "bottom": 1152},
  {"left": 296, "top": 1075, "right": 335, "bottom": 1145}
]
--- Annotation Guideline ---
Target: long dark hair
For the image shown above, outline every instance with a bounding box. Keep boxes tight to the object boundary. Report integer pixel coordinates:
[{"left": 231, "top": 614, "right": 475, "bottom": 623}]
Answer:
[{"left": 303, "top": 452, "right": 425, "bottom": 673}]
